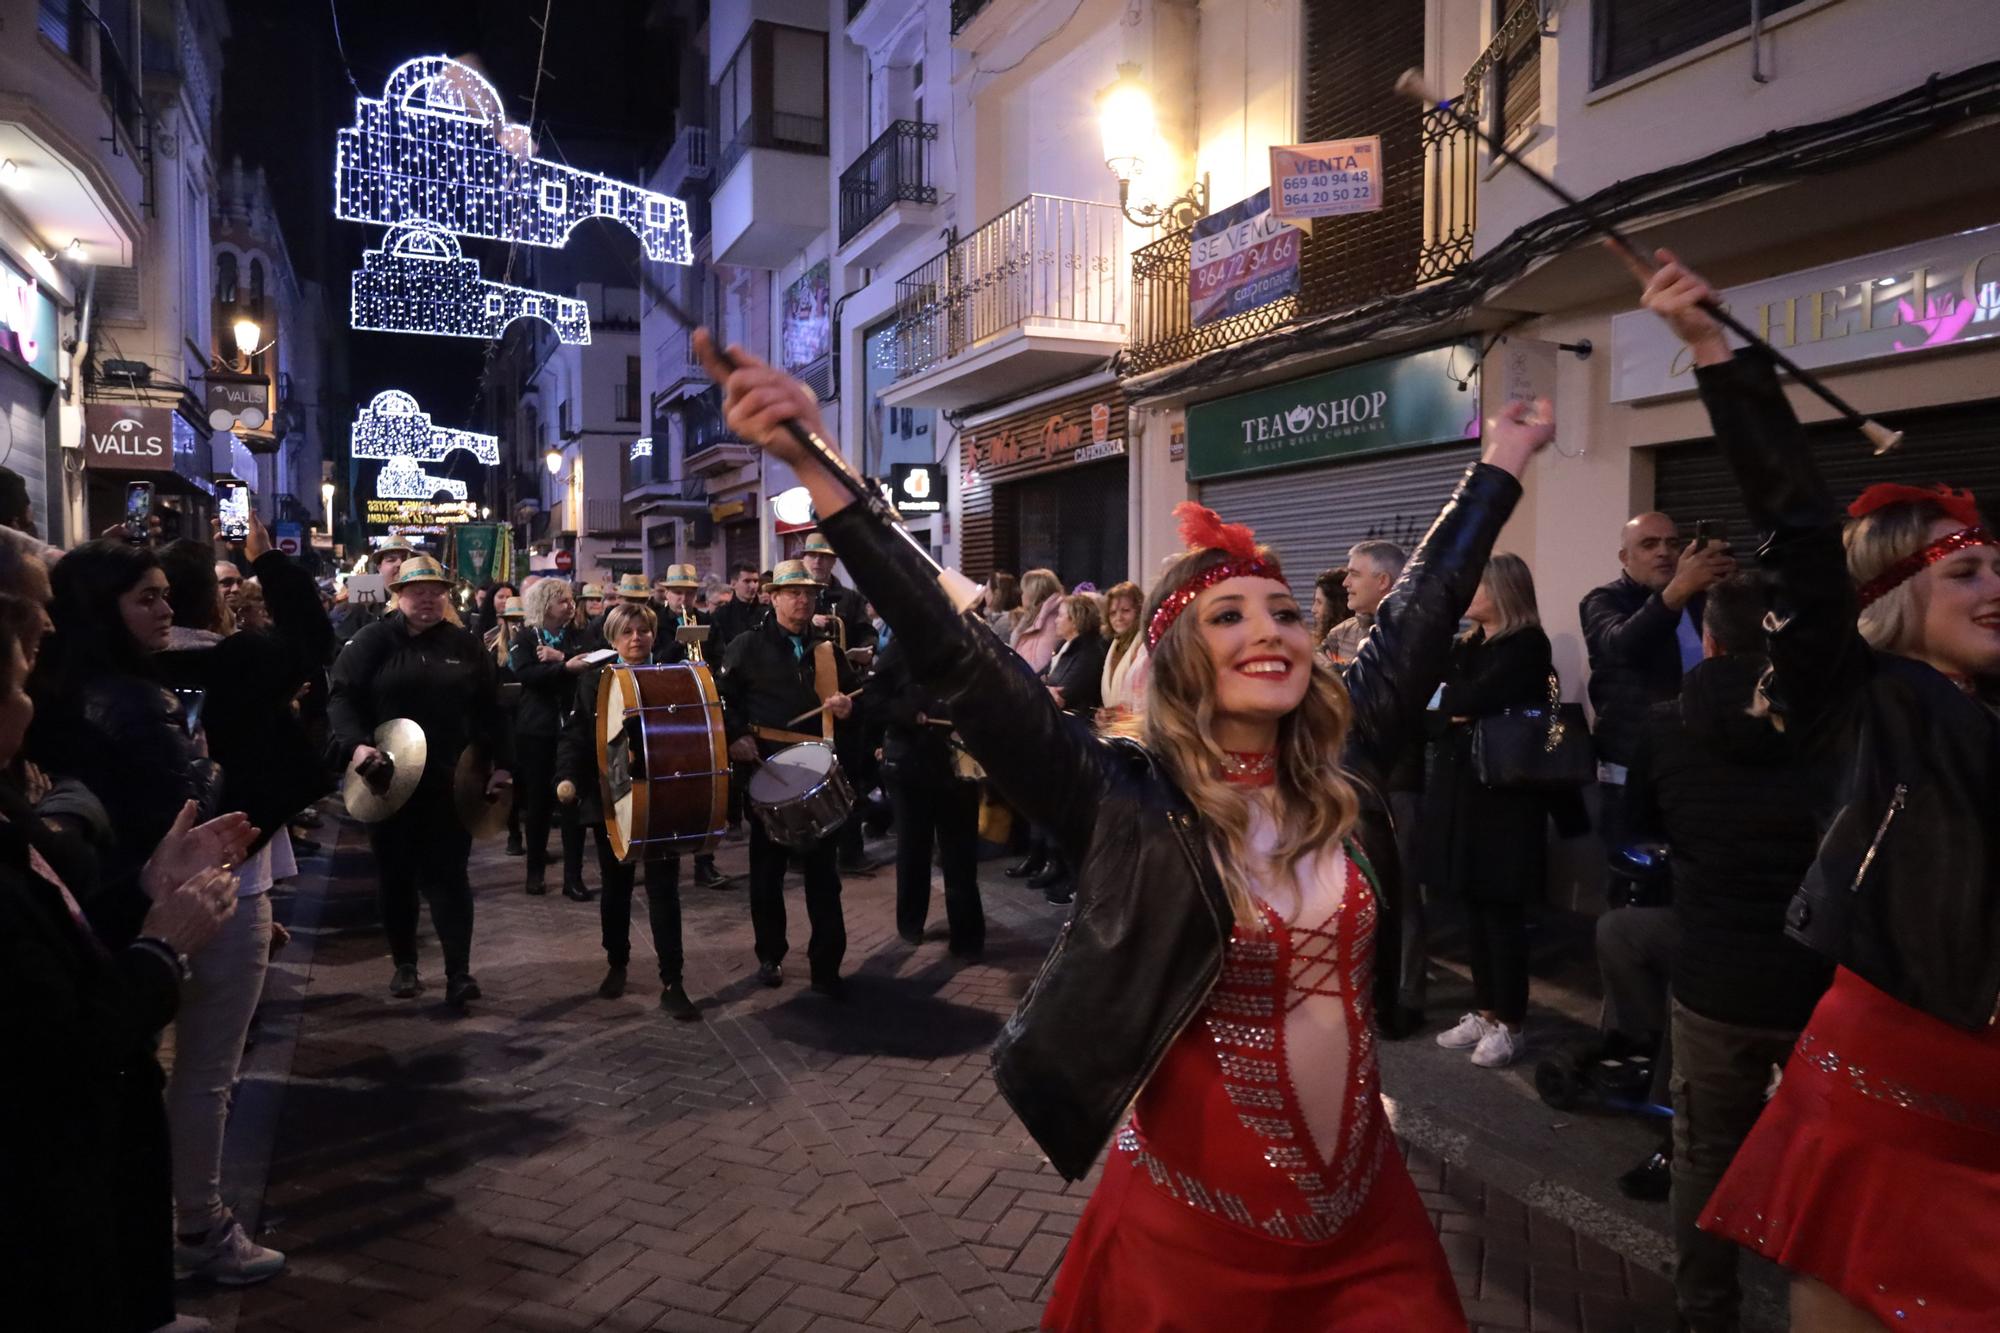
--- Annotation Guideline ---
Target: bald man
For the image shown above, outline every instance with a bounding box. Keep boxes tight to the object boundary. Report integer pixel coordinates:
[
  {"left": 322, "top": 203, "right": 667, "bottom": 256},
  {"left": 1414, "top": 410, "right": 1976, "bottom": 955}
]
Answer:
[{"left": 1581, "top": 511, "right": 1737, "bottom": 815}]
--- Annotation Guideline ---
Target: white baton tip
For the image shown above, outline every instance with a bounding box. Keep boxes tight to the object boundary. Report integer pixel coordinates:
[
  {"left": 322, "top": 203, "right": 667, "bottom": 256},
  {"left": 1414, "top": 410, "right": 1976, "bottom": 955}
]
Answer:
[
  {"left": 1861, "top": 420, "right": 1904, "bottom": 455},
  {"left": 1393, "top": 69, "right": 1441, "bottom": 104}
]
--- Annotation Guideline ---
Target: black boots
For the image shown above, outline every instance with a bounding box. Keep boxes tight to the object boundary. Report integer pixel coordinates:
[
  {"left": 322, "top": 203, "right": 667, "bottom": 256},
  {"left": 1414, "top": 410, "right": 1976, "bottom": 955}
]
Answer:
[
  {"left": 1004, "top": 851, "right": 1047, "bottom": 880},
  {"left": 659, "top": 981, "right": 701, "bottom": 1021}
]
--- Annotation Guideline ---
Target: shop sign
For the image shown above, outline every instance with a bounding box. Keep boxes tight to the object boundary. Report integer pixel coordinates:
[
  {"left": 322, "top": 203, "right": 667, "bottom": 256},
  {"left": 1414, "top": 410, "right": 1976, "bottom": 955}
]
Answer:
[
  {"left": 1188, "top": 188, "right": 1302, "bottom": 328},
  {"left": 780, "top": 261, "right": 831, "bottom": 372},
  {"left": 1270, "top": 137, "right": 1382, "bottom": 222},
  {"left": 0, "top": 257, "right": 59, "bottom": 384},
  {"left": 1612, "top": 222, "right": 2000, "bottom": 402},
  {"left": 888, "top": 462, "right": 945, "bottom": 515},
  {"left": 365, "top": 498, "right": 473, "bottom": 525},
  {"left": 82, "top": 404, "right": 175, "bottom": 471},
  {"left": 961, "top": 396, "right": 1128, "bottom": 484},
  {"left": 1168, "top": 420, "right": 1187, "bottom": 462},
  {"left": 709, "top": 500, "right": 746, "bottom": 521},
  {"left": 205, "top": 375, "right": 269, "bottom": 431},
  {"left": 1184, "top": 343, "right": 1480, "bottom": 481}
]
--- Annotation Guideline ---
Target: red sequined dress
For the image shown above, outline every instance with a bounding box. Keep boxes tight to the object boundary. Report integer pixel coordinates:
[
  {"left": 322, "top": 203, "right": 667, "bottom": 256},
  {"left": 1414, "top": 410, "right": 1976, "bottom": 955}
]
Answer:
[{"left": 1041, "top": 807, "right": 1464, "bottom": 1332}]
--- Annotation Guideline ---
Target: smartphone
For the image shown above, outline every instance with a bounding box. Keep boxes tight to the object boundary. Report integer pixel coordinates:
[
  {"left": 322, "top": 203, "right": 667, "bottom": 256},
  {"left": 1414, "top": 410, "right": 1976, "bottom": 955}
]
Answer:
[
  {"left": 1692, "top": 519, "right": 1719, "bottom": 552},
  {"left": 171, "top": 687, "right": 206, "bottom": 738},
  {"left": 217, "top": 480, "right": 251, "bottom": 542},
  {"left": 123, "top": 481, "right": 154, "bottom": 542}
]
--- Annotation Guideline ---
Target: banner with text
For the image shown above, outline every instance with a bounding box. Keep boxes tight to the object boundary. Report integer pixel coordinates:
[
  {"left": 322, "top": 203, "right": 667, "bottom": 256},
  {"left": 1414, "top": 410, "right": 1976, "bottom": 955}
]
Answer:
[
  {"left": 1189, "top": 188, "right": 1302, "bottom": 328},
  {"left": 1185, "top": 343, "right": 1480, "bottom": 481},
  {"left": 1270, "top": 137, "right": 1382, "bottom": 222}
]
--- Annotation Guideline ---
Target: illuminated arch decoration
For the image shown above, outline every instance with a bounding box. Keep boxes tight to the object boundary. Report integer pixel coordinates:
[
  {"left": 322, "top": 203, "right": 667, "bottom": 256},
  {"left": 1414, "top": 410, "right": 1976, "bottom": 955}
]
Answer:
[
  {"left": 629, "top": 436, "right": 652, "bottom": 461},
  {"left": 352, "top": 389, "right": 498, "bottom": 504},
  {"left": 336, "top": 57, "right": 693, "bottom": 264},
  {"left": 352, "top": 225, "right": 591, "bottom": 344}
]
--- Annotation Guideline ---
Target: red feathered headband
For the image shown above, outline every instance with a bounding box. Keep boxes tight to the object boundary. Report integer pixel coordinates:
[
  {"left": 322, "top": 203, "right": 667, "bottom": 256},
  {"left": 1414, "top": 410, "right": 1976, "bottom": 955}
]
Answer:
[
  {"left": 1849, "top": 483, "right": 1996, "bottom": 609},
  {"left": 1146, "top": 502, "right": 1288, "bottom": 648}
]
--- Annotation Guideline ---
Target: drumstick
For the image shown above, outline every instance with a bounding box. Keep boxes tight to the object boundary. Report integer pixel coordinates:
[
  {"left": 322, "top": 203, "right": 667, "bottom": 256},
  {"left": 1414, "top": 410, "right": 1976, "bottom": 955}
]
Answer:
[
  {"left": 1392, "top": 69, "right": 1902, "bottom": 455},
  {"left": 784, "top": 686, "right": 865, "bottom": 729}
]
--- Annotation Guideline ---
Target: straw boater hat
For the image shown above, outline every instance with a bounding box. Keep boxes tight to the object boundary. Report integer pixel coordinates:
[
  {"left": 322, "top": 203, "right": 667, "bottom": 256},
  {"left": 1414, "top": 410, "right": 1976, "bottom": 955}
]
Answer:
[
  {"left": 498, "top": 602, "right": 524, "bottom": 620},
  {"left": 799, "top": 531, "right": 835, "bottom": 557},
  {"left": 768, "top": 559, "right": 822, "bottom": 591},
  {"left": 579, "top": 581, "right": 605, "bottom": 602},
  {"left": 661, "top": 563, "right": 700, "bottom": 590},
  {"left": 615, "top": 573, "right": 653, "bottom": 601},
  {"left": 389, "top": 553, "right": 453, "bottom": 589},
  {"left": 374, "top": 536, "right": 416, "bottom": 565}
]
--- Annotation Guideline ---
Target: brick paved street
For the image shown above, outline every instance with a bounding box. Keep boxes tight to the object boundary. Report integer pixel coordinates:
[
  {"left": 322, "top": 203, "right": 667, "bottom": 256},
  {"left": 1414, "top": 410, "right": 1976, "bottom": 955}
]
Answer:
[{"left": 185, "top": 815, "right": 1677, "bottom": 1332}]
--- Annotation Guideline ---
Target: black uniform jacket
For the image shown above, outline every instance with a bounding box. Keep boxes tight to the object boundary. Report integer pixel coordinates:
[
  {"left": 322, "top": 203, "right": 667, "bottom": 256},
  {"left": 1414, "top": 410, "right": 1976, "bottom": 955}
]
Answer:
[
  {"left": 508, "top": 623, "right": 588, "bottom": 739},
  {"left": 719, "top": 615, "right": 859, "bottom": 758},
  {"left": 1695, "top": 348, "right": 2000, "bottom": 1031},
  {"left": 328, "top": 614, "right": 510, "bottom": 788},
  {"left": 818, "top": 462, "right": 1521, "bottom": 1179}
]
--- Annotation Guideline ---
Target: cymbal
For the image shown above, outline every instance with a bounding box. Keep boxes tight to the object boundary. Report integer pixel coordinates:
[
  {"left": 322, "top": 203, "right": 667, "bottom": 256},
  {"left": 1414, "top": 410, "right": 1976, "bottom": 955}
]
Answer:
[
  {"left": 453, "top": 745, "right": 513, "bottom": 839},
  {"left": 342, "top": 718, "right": 427, "bottom": 823}
]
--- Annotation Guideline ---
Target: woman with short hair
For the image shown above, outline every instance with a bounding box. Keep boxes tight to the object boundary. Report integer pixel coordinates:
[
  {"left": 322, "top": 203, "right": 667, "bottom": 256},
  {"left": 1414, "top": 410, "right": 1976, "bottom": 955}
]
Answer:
[{"left": 509, "top": 578, "right": 591, "bottom": 900}]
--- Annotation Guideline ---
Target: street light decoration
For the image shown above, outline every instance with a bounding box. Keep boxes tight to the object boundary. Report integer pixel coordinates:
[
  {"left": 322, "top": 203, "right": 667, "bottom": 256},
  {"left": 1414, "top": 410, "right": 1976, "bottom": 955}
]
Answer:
[
  {"left": 352, "top": 389, "right": 499, "bottom": 504},
  {"left": 335, "top": 56, "right": 694, "bottom": 265},
  {"left": 1097, "top": 63, "right": 1208, "bottom": 230},
  {"left": 351, "top": 224, "right": 591, "bottom": 344},
  {"left": 629, "top": 436, "right": 651, "bottom": 461}
]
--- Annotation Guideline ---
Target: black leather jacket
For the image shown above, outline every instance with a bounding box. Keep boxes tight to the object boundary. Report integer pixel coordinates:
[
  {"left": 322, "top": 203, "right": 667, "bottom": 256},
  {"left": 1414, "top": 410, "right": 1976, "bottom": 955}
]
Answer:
[
  {"left": 1696, "top": 349, "right": 2000, "bottom": 1032},
  {"left": 819, "top": 461, "right": 1521, "bottom": 1179}
]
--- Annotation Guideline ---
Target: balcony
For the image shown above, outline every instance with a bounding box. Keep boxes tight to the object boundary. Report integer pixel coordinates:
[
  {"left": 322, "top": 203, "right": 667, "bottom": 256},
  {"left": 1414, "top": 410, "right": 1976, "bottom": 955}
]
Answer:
[
  {"left": 711, "top": 110, "right": 830, "bottom": 269},
  {"left": 660, "top": 125, "right": 712, "bottom": 193},
  {"left": 838, "top": 120, "right": 943, "bottom": 268},
  {"left": 883, "top": 194, "right": 1125, "bottom": 411},
  {"left": 685, "top": 440, "right": 761, "bottom": 479},
  {"left": 584, "top": 497, "right": 637, "bottom": 536}
]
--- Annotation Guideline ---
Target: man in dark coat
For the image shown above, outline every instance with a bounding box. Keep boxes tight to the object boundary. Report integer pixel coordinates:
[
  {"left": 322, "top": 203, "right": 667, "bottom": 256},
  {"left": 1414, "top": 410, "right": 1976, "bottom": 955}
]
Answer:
[
  {"left": 1625, "top": 576, "right": 1830, "bottom": 1332},
  {"left": 798, "top": 530, "right": 876, "bottom": 653},
  {"left": 709, "top": 562, "right": 767, "bottom": 649},
  {"left": 719, "top": 559, "right": 860, "bottom": 997}
]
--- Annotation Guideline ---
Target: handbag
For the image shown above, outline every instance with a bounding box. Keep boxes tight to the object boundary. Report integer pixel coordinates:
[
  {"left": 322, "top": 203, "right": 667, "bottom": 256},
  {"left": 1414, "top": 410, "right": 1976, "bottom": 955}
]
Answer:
[{"left": 1471, "top": 670, "right": 1594, "bottom": 791}]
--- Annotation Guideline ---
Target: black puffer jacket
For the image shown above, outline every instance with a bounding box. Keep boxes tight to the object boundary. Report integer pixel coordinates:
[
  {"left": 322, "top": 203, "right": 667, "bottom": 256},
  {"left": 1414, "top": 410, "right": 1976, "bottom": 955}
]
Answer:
[
  {"left": 1628, "top": 653, "right": 1830, "bottom": 1029},
  {"left": 327, "top": 614, "right": 510, "bottom": 787},
  {"left": 820, "top": 461, "right": 1521, "bottom": 1179},
  {"left": 508, "top": 623, "right": 587, "bottom": 738},
  {"left": 1581, "top": 573, "right": 1703, "bottom": 767},
  {"left": 1696, "top": 348, "right": 2000, "bottom": 1032}
]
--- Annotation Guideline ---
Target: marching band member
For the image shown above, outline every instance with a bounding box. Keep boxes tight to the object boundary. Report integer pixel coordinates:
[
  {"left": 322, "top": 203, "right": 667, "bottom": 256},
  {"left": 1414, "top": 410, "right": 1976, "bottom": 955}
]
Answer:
[
  {"left": 718, "top": 559, "right": 860, "bottom": 997},
  {"left": 329, "top": 555, "right": 511, "bottom": 1010},
  {"left": 509, "top": 578, "right": 591, "bottom": 901},
  {"left": 698, "top": 329, "right": 1552, "bottom": 1329},
  {"left": 556, "top": 599, "right": 701, "bottom": 1020}
]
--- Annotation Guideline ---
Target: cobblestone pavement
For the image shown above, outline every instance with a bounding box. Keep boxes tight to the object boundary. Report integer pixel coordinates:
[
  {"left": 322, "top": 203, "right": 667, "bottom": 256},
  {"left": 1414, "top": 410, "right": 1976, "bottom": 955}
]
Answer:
[{"left": 186, "top": 815, "right": 1676, "bottom": 1333}]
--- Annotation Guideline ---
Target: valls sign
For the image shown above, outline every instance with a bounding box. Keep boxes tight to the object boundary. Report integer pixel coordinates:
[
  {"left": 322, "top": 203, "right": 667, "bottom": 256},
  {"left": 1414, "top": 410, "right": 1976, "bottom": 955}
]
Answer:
[
  {"left": 1184, "top": 343, "right": 1480, "bottom": 481},
  {"left": 83, "top": 405, "right": 175, "bottom": 471}
]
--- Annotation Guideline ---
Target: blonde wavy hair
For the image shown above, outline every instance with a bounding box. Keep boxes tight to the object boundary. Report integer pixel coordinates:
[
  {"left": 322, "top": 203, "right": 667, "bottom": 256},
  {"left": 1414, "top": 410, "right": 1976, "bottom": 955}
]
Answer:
[
  {"left": 1847, "top": 498, "right": 1953, "bottom": 655},
  {"left": 1103, "top": 580, "right": 1144, "bottom": 675},
  {"left": 1128, "top": 546, "right": 1361, "bottom": 927}
]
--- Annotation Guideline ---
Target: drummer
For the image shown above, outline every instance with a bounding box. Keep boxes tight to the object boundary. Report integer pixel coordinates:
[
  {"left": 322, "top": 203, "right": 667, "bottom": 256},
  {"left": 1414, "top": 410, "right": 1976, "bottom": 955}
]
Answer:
[
  {"left": 556, "top": 600, "right": 703, "bottom": 1020},
  {"left": 329, "top": 554, "right": 512, "bottom": 1009},
  {"left": 651, "top": 566, "right": 728, "bottom": 890},
  {"left": 719, "top": 559, "right": 861, "bottom": 997}
]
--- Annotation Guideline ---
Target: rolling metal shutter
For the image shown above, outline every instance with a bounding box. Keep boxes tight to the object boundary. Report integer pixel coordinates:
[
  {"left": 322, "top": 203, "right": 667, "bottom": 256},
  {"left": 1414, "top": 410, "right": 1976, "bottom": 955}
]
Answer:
[
  {"left": 1199, "top": 442, "right": 1484, "bottom": 579},
  {"left": 1651, "top": 395, "right": 2000, "bottom": 551},
  {"left": 0, "top": 362, "right": 52, "bottom": 538}
]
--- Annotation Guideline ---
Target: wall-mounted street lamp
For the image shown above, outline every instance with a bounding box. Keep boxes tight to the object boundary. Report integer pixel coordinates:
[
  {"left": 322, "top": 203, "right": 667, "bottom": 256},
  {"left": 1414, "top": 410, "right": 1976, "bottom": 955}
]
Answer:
[
  {"left": 320, "top": 480, "right": 337, "bottom": 528},
  {"left": 1098, "top": 64, "right": 1208, "bottom": 230},
  {"left": 543, "top": 447, "right": 563, "bottom": 476}
]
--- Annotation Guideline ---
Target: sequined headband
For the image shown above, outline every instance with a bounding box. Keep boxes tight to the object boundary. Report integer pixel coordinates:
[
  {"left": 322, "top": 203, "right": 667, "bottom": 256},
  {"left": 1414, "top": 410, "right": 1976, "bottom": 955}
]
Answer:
[
  {"left": 1147, "top": 502, "right": 1288, "bottom": 648},
  {"left": 1856, "top": 526, "right": 1998, "bottom": 609}
]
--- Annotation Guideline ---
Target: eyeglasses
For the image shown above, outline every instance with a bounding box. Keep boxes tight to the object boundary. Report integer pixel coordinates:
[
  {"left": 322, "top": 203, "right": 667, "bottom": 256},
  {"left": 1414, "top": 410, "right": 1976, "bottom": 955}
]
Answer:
[{"left": 218, "top": 576, "right": 243, "bottom": 589}]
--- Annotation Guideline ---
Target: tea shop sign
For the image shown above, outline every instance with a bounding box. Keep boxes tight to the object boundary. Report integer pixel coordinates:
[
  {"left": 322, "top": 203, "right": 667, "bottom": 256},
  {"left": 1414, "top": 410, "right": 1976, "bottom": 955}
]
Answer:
[
  {"left": 1612, "top": 223, "right": 2000, "bottom": 402},
  {"left": 962, "top": 400, "right": 1126, "bottom": 485}
]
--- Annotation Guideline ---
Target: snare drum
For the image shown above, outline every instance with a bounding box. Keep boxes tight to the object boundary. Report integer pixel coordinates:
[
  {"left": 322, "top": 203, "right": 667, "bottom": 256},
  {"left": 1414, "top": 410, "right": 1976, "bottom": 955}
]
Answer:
[
  {"left": 746, "top": 743, "right": 854, "bottom": 850},
  {"left": 598, "top": 662, "right": 729, "bottom": 863}
]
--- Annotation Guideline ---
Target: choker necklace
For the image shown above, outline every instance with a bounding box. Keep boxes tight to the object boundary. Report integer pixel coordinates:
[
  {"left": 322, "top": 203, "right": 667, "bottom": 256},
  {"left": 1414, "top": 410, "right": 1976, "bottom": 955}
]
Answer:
[{"left": 1220, "top": 749, "right": 1277, "bottom": 786}]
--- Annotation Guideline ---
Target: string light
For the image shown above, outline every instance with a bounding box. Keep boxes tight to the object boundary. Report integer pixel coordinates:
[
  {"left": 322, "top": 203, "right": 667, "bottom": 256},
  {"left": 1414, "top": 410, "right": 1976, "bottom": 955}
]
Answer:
[
  {"left": 352, "top": 388, "right": 499, "bottom": 504},
  {"left": 351, "top": 224, "right": 590, "bottom": 343},
  {"left": 334, "top": 56, "right": 693, "bottom": 265},
  {"left": 629, "top": 436, "right": 651, "bottom": 461}
]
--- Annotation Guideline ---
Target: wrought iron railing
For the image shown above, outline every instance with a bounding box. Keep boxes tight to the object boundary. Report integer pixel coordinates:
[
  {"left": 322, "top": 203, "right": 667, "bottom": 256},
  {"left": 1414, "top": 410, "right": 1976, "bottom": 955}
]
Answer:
[
  {"left": 716, "top": 110, "right": 829, "bottom": 178},
  {"left": 950, "top": 0, "right": 991, "bottom": 34},
  {"left": 585, "top": 498, "right": 636, "bottom": 534},
  {"left": 663, "top": 124, "right": 711, "bottom": 188},
  {"left": 1470, "top": 1, "right": 1543, "bottom": 145},
  {"left": 890, "top": 194, "right": 1124, "bottom": 381},
  {"left": 839, "top": 120, "right": 939, "bottom": 243}
]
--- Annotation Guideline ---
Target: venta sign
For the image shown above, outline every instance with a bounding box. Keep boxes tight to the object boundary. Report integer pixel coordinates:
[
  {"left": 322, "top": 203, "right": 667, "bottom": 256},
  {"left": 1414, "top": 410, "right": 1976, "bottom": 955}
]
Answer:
[{"left": 82, "top": 404, "right": 175, "bottom": 471}]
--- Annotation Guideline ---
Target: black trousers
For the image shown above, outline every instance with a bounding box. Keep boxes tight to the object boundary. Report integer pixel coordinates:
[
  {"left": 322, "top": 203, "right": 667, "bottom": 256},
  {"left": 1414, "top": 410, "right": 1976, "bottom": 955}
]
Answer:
[
  {"left": 1467, "top": 899, "right": 1529, "bottom": 1026},
  {"left": 516, "top": 732, "right": 584, "bottom": 886},
  {"left": 747, "top": 814, "right": 845, "bottom": 982},
  {"left": 593, "top": 825, "right": 683, "bottom": 981},
  {"left": 890, "top": 773, "right": 984, "bottom": 953},
  {"left": 370, "top": 789, "right": 475, "bottom": 978}
]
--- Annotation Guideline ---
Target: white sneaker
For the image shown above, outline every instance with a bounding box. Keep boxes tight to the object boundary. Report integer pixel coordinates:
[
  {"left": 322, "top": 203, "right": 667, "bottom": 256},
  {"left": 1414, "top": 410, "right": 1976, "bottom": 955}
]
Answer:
[
  {"left": 1435, "top": 1012, "right": 1497, "bottom": 1050},
  {"left": 175, "top": 1216, "right": 285, "bottom": 1286},
  {"left": 1471, "top": 1025, "right": 1522, "bottom": 1068}
]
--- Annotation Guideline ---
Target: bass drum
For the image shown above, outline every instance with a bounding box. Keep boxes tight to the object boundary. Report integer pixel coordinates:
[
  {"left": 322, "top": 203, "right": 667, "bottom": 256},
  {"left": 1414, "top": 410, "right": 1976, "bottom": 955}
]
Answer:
[{"left": 598, "top": 662, "right": 729, "bottom": 863}]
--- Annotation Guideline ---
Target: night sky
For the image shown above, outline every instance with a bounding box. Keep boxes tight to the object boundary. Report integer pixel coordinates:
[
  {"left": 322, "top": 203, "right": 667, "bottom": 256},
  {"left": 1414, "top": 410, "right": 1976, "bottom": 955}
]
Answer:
[{"left": 219, "top": 0, "right": 681, "bottom": 452}]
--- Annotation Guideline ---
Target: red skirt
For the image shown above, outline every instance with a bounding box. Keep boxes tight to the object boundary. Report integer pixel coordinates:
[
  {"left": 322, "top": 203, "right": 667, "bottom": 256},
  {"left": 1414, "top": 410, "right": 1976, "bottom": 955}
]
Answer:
[
  {"left": 1700, "top": 968, "right": 2000, "bottom": 1328},
  {"left": 1041, "top": 1138, "right": 1465, "bottom": 1332}
]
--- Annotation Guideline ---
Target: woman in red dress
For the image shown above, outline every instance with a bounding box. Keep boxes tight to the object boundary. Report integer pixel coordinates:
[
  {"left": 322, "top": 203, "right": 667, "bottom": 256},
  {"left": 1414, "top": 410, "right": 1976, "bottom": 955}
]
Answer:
[
  {"left": 1638, "top": 254, "right": 2000, "bottom": 1331},
  {"left": 698, "top": 331, "right": 1556, "bottom": 1329}
]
